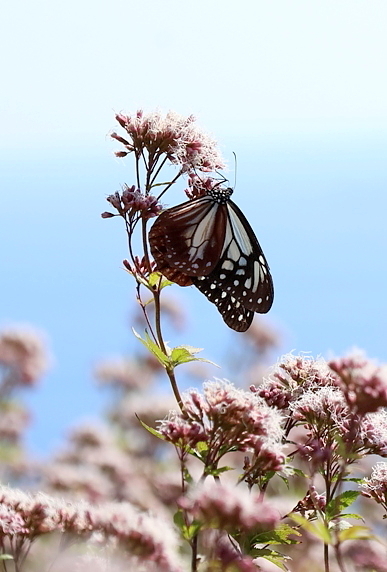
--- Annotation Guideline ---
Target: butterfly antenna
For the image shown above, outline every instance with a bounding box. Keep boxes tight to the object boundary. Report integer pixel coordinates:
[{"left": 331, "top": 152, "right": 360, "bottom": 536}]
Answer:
[{"left": 232, "top": 152, "right": 237, "bottom": 190}]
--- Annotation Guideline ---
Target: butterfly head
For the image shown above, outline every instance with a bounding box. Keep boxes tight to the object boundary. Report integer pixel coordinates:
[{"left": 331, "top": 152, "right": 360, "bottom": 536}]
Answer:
[{"left": 206, "top": 186, "right": 234, "bottom": 204}]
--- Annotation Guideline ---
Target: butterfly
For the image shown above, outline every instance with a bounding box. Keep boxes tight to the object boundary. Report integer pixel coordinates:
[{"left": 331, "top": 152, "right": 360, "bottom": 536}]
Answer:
[{"left": 148, "top": 185, "right": 273, "bottom": 332}]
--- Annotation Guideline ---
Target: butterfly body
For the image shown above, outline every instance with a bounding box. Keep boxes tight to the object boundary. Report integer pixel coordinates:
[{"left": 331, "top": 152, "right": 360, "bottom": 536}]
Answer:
[{"left": 149, "top": 186, "right": 273, "bottom": 332}]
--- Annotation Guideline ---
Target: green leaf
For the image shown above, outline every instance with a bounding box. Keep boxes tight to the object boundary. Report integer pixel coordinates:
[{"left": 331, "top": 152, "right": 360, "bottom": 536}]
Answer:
[
  {"left": 148, "top": 272, "right": 173, "bottom": 290},
  {"left": 337, "top": 525, "right": 373, "bottom": 542},
  {"left": 132, "top": 329, "right": 169, "bottom": 367},
  {"left": 183, "top": 467, "right": 193, "bottom": 484},
  {"left": 254, "top": 524, "right": 302, "bottom": 546},
  {"left": 0, "top": 555, "right": 13, "bottom": 561},
  {"left": 169, "top": 345, "right": 219, "bottom": 368},
  {"left": 286, "top": 467, "right": 308, "bottom": 478},
  {"left": 173, "top": 509, "right": 185, "bottom": 531},
  {"left": 252, "top": 548, "right": 290, "bottom": 571},
  {"left": 204, "top": 466, "right": 234, "bottom": 477},
  {"left": 137, "top": 417, "right": 166, "bottom": 441},
  {"left": 326, "top": 491, "right": 360, "bottom": 519},
  {"left": 290, "top": 514, "right": 332, "bottom": 544},
  {"left": 340, "top": 513, "right": 364, "bottom": 521},
  {"left": 195, "top": 441, "right": 209, "bottom": 454},
  {"left": 173, "top": 510, "right": 202, "bottom": 540}
]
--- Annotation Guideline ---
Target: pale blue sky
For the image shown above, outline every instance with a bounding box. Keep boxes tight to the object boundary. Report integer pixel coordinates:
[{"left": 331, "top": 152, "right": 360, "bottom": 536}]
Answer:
[{"left": 1, "top": 0, "right": 387, "bottom": 454}]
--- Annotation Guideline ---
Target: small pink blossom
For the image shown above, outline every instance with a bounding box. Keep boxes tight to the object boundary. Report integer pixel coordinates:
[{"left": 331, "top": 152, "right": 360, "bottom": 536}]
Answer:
[{"left": 104, "top": 185, "right": 162, "bottom": 220}]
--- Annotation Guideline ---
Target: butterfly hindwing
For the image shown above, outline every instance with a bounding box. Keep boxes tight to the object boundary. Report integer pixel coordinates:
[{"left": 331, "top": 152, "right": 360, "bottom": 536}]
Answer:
[{"left": 194, "top": 276, "right": 254, "bottom": 332}]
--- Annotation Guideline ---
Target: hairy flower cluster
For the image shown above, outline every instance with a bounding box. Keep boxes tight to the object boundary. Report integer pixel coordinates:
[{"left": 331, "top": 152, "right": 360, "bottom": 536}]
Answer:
[
  {"left": 361, "top": 463, "right": 387, "bottom": 511},
  {"left": 256, "top": 353, "right": 336, "bottom": 410},
  {"left": 329, "top": 351, "right": 387, "bottom": 414},
  {"left": 0, "top": 326, "right": 48, "bottom": 387},
  {"left": 179, "top": 481, "right": 280, "bottom": 533},
  {"left": 102, "top": 185, "right": 162, "bottom": 220},
  {"left": 112, "top": 110, "right": 225, "bottom": 172},
  {"left": 158, "top": 380, "right": 285, "bottom": 473},
  {"left": 360, "top": 410, "right": 387, "bottom": 456},
  {"left": 0, "top": 486, "right": 183, "bottom": 571}
]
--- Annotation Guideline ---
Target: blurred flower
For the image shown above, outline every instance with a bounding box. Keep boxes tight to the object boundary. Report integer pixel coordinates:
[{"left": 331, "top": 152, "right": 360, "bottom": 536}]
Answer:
[
  {"left": 0, "top": 325, "right": 49, "bottom": 388},
  {"left": 89, "top": 502, "right": 183, "bottom": 572},
  {"left": 94, "top": 358, "right": 155, "bottom": 391},
  {"left": 0, "top": 503, "right": 27, "bottom": 535},
  {"left": 0, "top": 402, "right": 30, "bottom": 442},
  {"left": 112, "top": 110, "right": 225, "bottom": 172},
  {"left": 329, "top": 350, "right": 387, "bottom": 414},
  {"left": 112, "top": 393, "right": 176, "bottom": 431},
  {"left": 179, "top": 481, "right": 280, "bottom": 533},
  {"left": 43, "top": 464, "right": 115, "bottom": 502},
  {"left": 345, "top": 540, "right": 387, "bottom": 572}
]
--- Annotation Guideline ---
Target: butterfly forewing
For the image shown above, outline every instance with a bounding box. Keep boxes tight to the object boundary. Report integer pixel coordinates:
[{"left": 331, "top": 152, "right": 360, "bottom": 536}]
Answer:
[{"left": 149, "top": 196, "right": 227, "bottom": 278}]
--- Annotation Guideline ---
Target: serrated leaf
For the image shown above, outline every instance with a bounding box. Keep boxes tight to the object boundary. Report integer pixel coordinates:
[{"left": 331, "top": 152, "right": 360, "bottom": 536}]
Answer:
[
  {"left": 169, "top": 345, "right": 219, "bottom": 368},
  {"left": 290, "top": 514, "right": 331, "bottom": 544},
  {"left": 132, "top": 328, "right": 170, "bottom": 367},
  {"left": 254, "top": 524, "right": 302, "bottom": 546},
  {"left": 326, "top": 491, "right": 360, "bottom": 519}
]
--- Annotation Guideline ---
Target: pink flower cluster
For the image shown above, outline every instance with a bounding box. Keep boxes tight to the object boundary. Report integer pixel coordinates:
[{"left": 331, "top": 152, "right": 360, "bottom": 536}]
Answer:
[
  {"left": 179, "top": 481, "right": 280, "bottom": 533},
  {"left": 102, "top": 184, "right": 162, "bottom": 220},
  {"left": 158, "top": 379, "right": 285, "bottom": 475},
  {"left": 112, "top": 110, "right": 225, "bottom": 173},
  {"left": 0, "top": 486, "right": 183, "bottom": 571},
  {"left": 329, "top": 351, "right": 387, "bottom": 414},
  {"left": 0, "top": 326, "right": 48, "bottom": 388}
]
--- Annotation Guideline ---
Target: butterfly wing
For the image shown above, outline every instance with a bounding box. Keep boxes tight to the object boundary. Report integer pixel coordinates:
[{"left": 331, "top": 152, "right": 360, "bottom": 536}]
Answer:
[
  {"left": 194, "top": 277, "right": 254, "bottom": 331},
  {"left": 149, "top": 196, "right": 228, "bottom": 283},
  {"left": 193, "top": 199, "right": 273, "bottom": 327}
]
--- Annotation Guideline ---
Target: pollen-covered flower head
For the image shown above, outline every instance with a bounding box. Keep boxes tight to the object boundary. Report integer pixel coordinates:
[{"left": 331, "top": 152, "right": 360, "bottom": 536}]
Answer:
[{"left": 112, "top": 110, "right": 225, "bottom": 172}]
